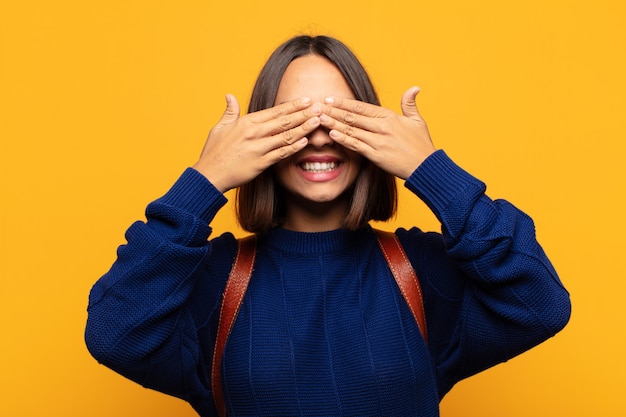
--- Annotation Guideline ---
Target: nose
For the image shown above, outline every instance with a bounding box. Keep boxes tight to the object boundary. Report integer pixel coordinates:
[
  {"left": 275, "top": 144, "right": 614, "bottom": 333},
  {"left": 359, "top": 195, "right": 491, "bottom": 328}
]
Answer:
[{"left": 307, "top": 126, "right": 334, "bottom": 149}]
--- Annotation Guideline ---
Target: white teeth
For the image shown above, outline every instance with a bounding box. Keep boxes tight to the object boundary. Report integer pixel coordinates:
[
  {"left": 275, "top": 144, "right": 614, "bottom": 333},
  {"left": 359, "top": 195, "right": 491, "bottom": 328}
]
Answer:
[{"left": 301, "top": 161, "right": 339, "bottom": 172}]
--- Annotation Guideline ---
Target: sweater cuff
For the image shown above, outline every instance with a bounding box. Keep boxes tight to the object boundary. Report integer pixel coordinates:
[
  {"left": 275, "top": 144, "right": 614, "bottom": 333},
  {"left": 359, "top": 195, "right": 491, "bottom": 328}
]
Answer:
[
  {"left": 404, "top": 150, "right": 486, "bottom": 221},
  {"left": 155, "top": 168, "right": 228, "bottom": 224}
]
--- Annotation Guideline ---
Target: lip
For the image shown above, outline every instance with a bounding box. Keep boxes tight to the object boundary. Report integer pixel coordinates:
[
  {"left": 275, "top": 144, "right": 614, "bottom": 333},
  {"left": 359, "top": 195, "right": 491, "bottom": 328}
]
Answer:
[{"left": 295, "top": 154, "right": 344, "bottom": 182}]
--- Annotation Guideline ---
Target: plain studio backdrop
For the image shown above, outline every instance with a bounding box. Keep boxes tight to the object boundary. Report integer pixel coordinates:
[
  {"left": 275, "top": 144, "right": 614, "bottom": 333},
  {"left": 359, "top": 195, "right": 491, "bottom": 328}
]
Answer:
[{"left": 1, "top": 1, "right": 624, "bottom": 415}]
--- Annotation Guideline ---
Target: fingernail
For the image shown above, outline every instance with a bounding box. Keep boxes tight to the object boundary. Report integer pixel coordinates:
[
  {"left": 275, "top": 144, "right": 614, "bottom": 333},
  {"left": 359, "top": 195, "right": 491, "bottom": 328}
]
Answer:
[
  {"left": 320, "top": 114, "right": 329, "bottom": 123},
  {"left": 302, "top": 97, "right": 311, "bottom": 105},
  {"left": 324, "top": 97, "right": 334, "bottom": 104},
  {"left": 309, "top": 117, "right": 320, "bottom": 127},
  {"left": 329, "top": 130, "right": 340, "bottom": 139},
  {"left": 311, "top": 102, "right": 322, "bottom": 114}
]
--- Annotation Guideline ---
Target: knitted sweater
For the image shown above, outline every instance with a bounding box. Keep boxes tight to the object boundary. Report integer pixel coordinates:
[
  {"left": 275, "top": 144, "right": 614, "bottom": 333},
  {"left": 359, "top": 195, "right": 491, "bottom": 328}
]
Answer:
[{"left": 85, "top": 150, "right": 571, "bottom": 417}]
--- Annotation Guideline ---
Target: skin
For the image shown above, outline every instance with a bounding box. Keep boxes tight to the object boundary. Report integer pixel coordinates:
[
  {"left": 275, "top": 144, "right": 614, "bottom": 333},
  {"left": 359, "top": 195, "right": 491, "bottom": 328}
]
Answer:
[
  {"left": 271, "top": 55, "right": 363, "bottom": 231},
  {"left": 193, "top": 54, "right": 436, "bottom": 232},
  {"left": 320, "top": 88, "right": 436, "bottom": 181},
  {"left": 192, "top": 95, "right": 318, "bottom": 194}
]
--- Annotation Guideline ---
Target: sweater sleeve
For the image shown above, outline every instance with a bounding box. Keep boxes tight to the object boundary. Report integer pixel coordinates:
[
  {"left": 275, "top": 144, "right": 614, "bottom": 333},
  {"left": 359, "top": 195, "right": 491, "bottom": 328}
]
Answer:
[
  {"left": 398, "top": 150, "right": 571, "bottom": 397},
  {"left": 85, "top": 168, "right": 236, "bottom": 411}
]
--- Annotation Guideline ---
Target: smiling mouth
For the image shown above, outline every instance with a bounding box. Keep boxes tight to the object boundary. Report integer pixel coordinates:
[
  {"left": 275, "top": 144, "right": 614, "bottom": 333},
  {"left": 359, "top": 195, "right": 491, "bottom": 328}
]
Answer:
[{"left": 299, "top": 161, "right": 342, "bottom": 172}]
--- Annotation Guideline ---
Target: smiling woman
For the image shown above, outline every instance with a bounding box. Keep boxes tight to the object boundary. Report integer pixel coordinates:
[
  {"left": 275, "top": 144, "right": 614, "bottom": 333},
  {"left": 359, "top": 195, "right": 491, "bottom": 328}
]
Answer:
[
  {"left": 237, "top": 36, "right": 397, "bottom": 233},
  {"left": 85, "top": 35, "right": 571, "bottom": 417}
]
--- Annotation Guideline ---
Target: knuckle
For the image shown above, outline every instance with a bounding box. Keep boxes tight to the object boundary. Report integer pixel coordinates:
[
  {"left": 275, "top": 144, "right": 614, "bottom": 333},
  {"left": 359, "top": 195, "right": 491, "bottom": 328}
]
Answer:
[
  {"left": 279, "top": 115, "right": 292, "bottom": 129},
  {"left": 270, "top": 106, "right": 283, "bottom": 119},
  {"left": 242, "top": 127, "right": 256, "bottom": 140},
  {"left": 345, "top": 124, "right": 355, "bottom": 137},
  {"left": 281, "top": 128, "right": 294, "bottom": 143},
  {"left": 353, "top": 101, "right": 366, "bottom": 114},
  {"left": 343, "top": 111, "right": 356, "bottom": 124},
  {"left": 278, "top": 146, "right": 289, "bottom": 159}
]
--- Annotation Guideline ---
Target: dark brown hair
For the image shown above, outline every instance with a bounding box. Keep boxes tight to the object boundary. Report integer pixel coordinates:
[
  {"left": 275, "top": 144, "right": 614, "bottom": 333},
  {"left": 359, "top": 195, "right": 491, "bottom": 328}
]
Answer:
[{"left": 236, "top": 35, "right": 397, "bottom": 233}]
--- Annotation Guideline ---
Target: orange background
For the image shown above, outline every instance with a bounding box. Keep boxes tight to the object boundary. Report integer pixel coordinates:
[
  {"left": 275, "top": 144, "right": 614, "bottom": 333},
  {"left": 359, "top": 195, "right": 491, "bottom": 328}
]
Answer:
[{"left": 1, "top": 0, "right": 625, "bottom": 415}]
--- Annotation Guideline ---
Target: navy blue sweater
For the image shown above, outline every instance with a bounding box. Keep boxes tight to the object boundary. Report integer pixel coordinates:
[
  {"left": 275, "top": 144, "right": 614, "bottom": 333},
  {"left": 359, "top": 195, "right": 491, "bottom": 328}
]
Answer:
[{"left": 85, "top": 150, "right": 571, "bottom": 416}]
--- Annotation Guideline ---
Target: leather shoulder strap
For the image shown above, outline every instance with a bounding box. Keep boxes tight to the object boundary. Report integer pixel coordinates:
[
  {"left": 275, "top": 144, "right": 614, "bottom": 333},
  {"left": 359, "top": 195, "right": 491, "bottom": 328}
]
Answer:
[
  {"left": 374, "top": 229, "right": 428, "bottom": 344},
  {"left": 211, "top": 235, "right": 256, "bottom": 417}
]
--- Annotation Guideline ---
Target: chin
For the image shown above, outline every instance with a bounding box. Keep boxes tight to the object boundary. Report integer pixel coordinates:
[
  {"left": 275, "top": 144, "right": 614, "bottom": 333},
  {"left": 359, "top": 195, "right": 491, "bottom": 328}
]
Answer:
[{"left": 303, "top": 193, "right": 341, "bottom": 204}]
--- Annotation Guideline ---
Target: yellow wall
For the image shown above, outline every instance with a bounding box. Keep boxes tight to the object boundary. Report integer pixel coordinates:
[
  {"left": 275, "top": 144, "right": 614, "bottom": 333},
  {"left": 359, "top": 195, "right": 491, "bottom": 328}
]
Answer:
[{"left": 1, "top": 0, "right": 624, "bottom": 415}]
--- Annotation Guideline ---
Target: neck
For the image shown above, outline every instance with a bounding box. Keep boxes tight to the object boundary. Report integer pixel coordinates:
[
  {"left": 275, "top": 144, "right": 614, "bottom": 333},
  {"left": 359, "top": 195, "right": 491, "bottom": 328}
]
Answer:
[{"left": 281, "top": 196, "right": 350, "bottom": 233}]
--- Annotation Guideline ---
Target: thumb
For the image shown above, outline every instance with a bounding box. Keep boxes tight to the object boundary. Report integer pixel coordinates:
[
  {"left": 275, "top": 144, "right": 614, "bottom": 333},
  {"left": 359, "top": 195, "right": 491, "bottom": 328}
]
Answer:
[
  {"left": 218, "top": 94, "right": 240, "bottom": 125},
  {"left": 400, "top": 86, "right": 422, "bottom": 120}
]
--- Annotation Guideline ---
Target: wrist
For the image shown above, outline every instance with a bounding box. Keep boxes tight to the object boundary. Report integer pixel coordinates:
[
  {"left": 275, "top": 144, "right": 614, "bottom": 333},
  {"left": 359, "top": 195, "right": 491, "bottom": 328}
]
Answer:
[{"left": 191, "top": 163, "right": 230, "bottom": 194}]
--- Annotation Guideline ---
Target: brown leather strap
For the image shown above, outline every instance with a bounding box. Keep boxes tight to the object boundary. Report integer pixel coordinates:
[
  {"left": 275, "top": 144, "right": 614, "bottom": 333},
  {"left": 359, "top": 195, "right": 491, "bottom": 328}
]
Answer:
[
  {"left": 212, "top": 230, "right": 427, "bottom": 415},
  {"left": 375, "top": 229, "right": 428, "bottom": 344},
  {"left": 211, "top": 235, "right": 256, "bottom": 417}
]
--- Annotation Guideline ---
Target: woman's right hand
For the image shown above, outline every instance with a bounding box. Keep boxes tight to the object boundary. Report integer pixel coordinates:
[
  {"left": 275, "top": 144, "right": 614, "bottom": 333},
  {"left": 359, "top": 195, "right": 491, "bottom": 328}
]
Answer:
[{"left": 193, "top": 95, "right": 321, "bottom": 192}]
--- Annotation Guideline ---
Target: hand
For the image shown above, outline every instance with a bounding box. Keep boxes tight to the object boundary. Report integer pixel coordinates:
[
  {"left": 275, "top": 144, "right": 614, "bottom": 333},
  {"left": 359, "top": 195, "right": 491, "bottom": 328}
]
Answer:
[
  {"left": 320, "top": 87, "right": 436, "bottom": 179},
  {"left": 193, "top": 95, "right": 322, "bottom": 192}
]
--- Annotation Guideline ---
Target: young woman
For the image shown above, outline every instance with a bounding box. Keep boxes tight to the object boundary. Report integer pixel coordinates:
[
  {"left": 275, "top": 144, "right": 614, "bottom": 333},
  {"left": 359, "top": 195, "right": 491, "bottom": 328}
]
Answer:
[{"left": 85, "top": 35, "right": 571, "bottom": 417}]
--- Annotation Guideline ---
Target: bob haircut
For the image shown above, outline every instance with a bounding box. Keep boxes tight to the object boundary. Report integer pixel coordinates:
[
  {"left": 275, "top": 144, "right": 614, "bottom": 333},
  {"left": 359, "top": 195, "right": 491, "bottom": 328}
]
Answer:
[{"left": 236, "top": 35, "right": 397, "bottom": 233}]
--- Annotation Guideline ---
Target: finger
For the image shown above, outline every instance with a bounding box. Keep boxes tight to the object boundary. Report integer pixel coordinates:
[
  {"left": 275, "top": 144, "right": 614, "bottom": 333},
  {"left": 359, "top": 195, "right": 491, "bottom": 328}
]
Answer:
[
  {"left": 248, "top": 97, "right": 312, "bottom": 124},
  {"left": 328, "top": 126, "right": 374, "bottom": 155},
  {"left": 324, "top": 96, "right": 385, "bottom": 118},
  {"left": 400, "top": 86, "right": 423, "bottom": 120},
  {"left": 321, "top": 113, "right": 378, "bottom": 154},
  {"left": 320, "top": 113, "right": 378, "bottom": 146},
  {"left": 268, "top": 102, "right": 323, "bottom": 136},
  {"left": 265, "top": 137, "right": 309, "bottom": 163},
  {"left": 321, "top": 105, "right": 382, "bottom": 133},
  {"left": 217, "top": 94, "right": 241, "bottom": 125},
  {"left": 249, "top": 101, "right": 322, "bottom": 139},
  {"left": 266, "top": 115, "right": 321, "bottom": 149}
]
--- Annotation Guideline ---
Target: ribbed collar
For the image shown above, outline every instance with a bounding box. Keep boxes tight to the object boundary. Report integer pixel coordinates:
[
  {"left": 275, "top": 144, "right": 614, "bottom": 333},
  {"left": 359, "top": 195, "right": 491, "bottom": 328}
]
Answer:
[{"left": 260, "top": 226, "right": 373, "bottom": 255}]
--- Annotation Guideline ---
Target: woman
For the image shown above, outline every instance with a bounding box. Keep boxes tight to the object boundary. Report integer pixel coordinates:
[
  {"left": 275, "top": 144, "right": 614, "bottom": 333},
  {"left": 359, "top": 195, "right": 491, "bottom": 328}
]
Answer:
[{"left": 85, "top": 35, "right": 571, "bottom": 416}]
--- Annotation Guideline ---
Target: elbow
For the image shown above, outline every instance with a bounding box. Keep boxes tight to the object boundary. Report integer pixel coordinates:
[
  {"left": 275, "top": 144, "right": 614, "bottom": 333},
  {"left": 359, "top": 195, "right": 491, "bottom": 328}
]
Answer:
[
  {"left": 84, "top": 310, "right": 131, "bottom": 369},
  {"left": 526, "top": 255, "right": 572, "bottom": 337},
  {"left": 529, "top": 282, "right": 571, "bottom": 339},
  {"left": 84, "top": 316, "right": 145, "bottom": 383},
  {"left": 84, "top": 315, "right": 114, "bottom": 366},
  {"left": 547, "top": 288, "right": 572, "bottom": 336}
]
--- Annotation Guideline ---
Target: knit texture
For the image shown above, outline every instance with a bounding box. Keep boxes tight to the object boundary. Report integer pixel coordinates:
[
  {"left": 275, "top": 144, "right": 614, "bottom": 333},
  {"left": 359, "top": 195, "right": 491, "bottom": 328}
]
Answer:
[{"left": 85, "top": 150, "right": 571, "bottom": 417}]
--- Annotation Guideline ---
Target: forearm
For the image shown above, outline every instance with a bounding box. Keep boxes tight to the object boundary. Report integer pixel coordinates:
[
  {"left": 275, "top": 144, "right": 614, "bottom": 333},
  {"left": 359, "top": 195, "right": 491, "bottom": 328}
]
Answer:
[{"left": 405, "top": 150, "right": 563, "bottom": 289}]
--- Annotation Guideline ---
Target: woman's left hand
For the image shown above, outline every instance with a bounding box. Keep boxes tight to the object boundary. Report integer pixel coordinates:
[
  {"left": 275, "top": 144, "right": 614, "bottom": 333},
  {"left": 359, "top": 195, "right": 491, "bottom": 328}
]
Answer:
[{"left": 320, "top": 86, "right": 436, "bottom": 179}]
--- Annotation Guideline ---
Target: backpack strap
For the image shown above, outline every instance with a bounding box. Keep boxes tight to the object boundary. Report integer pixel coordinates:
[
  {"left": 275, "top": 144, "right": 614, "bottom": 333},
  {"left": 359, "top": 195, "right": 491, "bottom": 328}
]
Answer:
[
  {"left": 211, "top": 229, "right": 427, "bottom": 416},
  {"left": 374, "top": 229, "right": 428, "bottom": 344},
  {"left": 211, "top": 235, "right": 257, "bottom": 417}
]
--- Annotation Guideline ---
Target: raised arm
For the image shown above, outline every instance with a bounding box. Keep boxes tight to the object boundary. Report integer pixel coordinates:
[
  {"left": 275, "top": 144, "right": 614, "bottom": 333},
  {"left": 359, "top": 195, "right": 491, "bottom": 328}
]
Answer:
[
  {"left": 85, "top": 95, "right": 321, "bottom": 405},
  {"left": 399, "top": 150, "right": 571, "bottom": 396},
  {"left": 321, "top": 90, "right": 570, "bottom": 396}
]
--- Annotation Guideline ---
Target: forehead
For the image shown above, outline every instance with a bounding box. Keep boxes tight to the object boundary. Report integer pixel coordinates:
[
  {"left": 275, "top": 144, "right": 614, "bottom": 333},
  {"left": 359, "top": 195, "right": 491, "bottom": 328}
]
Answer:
[{"left": 274, "top": 54, "right": 355, "bottom": 104}]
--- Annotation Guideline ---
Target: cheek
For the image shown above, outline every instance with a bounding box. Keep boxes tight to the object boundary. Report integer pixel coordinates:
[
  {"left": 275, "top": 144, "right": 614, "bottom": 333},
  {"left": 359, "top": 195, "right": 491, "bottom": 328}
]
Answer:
[
  {"left": 271, "top": 160, "right": 294, "bottom": 184},
  {"left": 347, "top": 151, "right": 363, "bottom": 171}
]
